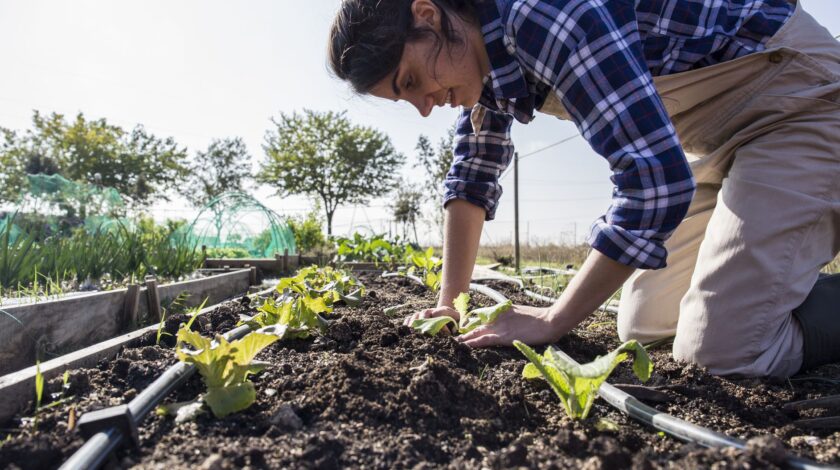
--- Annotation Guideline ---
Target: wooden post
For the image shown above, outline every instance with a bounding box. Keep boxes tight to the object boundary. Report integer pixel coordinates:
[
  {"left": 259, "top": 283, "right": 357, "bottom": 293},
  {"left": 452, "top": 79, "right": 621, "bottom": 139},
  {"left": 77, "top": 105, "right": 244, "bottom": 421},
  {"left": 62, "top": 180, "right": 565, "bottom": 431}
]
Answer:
[
  {"left": 275, "top": 253, "right": 283, "bottom": 275},
  {"left": 249, "top": 266, "right": 258, "bottom": 286},
  {"left": 123, "top": 284, "right": 141, "bottom": 330},
  {"left": 201, "top": 245, "right": 208, "bottom": 266},
  {"left": 514, "top": 151, "right": 521, "bottom": 274},
  {"left": 297, "top": 252, "right": 302, "bottom": 270},
  {"left": 283, "top": 249, "right": 289, "bottom": 274},
  {"left": 144, "top": 276, "right": 162, "bottom": 323}
]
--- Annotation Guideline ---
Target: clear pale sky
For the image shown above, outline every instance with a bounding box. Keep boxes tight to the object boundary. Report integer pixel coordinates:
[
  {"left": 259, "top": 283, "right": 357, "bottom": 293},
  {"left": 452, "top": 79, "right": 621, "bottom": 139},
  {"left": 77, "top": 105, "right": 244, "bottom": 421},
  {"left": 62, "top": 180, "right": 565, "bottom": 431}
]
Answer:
[{"left": 0, "top": 0, "right": 837, "bottom": 245}]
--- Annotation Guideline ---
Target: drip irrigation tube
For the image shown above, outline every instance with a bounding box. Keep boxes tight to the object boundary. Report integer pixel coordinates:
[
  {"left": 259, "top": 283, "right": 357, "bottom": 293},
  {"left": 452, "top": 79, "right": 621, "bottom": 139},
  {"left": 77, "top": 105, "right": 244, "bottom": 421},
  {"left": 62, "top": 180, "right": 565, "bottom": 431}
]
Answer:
[
  {"left": 468, "top": 276, "right": 620, "bottom": 314},
  {"left": 381, "top": 274, "right": 833, "bottom": 469},
  {"left": 60, "top": 289, "right": 275, "bottom": 470},
  {"left": 380, "top": 273, "right": 507, "bottom": 304}
]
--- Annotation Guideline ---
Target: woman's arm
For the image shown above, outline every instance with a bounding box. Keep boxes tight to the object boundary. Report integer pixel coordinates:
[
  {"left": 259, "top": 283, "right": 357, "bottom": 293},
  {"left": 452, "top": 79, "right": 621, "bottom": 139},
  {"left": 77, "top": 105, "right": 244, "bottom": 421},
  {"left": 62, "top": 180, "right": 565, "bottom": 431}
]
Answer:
[
  {"left": 456, "top": 249, "right": 635, "bottom": 347},
  {"left": 438, "top": 200, "right": 485, "bottom": 309},
  {"left": 404, "top": 199, "right": 484, "bottom": 325}
]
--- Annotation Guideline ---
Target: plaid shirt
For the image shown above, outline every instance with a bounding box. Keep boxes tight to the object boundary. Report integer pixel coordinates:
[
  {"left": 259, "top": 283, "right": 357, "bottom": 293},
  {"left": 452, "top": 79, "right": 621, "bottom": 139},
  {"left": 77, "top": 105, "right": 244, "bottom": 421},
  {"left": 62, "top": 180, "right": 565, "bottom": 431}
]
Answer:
[{"left": 444, "top": 0, "right": 793, "bottom": 269}]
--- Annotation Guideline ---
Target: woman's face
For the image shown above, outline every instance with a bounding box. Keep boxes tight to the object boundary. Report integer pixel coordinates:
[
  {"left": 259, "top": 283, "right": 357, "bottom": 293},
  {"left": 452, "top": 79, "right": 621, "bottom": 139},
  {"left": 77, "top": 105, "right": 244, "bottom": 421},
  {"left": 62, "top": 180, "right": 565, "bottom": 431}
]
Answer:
[{"left": 369, "top": 0, "right": 489, "bottom": 117}]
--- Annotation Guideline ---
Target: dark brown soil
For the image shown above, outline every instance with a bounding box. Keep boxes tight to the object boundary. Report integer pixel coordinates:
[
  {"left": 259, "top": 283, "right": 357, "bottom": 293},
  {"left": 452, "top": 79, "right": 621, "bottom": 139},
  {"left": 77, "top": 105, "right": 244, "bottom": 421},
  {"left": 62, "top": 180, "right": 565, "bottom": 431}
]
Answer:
[{"left": 1, "top": 273, "right": 838, "bottom": 469}]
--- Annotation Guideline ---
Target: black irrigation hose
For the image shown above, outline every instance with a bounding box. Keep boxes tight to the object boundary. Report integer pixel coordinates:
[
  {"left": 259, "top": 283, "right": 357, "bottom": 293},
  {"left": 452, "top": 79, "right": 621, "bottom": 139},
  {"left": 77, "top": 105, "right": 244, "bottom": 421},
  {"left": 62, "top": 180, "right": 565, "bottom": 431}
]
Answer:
[
  {"left": 60, "top": 290, "right": 274, "bottom": 470},
  {"left": 382, "top": 274, "right": 834, "bottom": 470}
]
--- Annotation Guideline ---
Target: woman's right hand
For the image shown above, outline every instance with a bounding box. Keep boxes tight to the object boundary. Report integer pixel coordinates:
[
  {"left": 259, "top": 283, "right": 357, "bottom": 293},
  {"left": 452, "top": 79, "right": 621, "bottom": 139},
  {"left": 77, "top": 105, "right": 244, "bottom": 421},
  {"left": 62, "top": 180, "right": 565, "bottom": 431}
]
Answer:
[{"left": 402, "top": 306, "right": 460, "bottom": 327}]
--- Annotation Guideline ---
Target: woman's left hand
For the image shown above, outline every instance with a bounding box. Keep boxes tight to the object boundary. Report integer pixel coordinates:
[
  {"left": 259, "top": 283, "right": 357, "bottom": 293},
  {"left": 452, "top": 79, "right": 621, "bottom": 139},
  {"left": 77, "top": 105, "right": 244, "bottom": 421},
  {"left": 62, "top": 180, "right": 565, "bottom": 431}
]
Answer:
[{"left": 455, "top": 304, "right": 562, "bottom": 348}]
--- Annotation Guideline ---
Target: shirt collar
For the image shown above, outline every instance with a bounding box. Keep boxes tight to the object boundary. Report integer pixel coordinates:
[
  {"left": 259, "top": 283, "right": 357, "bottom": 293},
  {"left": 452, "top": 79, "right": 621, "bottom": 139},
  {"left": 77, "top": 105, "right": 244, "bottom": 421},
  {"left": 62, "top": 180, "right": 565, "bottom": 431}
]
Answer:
[{"left": 475, "top": 0, "right": 530, "bottom": 102}]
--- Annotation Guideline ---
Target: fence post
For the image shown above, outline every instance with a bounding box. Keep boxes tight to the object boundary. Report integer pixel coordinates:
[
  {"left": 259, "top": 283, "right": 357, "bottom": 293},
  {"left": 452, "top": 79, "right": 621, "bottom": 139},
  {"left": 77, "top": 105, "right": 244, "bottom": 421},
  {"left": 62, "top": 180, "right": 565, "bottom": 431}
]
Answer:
[
  {"left": 275, "top": 253, "right": 283, "bottom": 275},
  {"left": 144, "top": 276, "right": 162, "bottom": 323},
  {"left": 283, "top": 249, "right": 289, "bottom": 274},
  {"left": 249, "top": 266, "right": 258, "bottom": 286},
  {"left": 123, "top": 284, "right": 141, "bottom": 330}
]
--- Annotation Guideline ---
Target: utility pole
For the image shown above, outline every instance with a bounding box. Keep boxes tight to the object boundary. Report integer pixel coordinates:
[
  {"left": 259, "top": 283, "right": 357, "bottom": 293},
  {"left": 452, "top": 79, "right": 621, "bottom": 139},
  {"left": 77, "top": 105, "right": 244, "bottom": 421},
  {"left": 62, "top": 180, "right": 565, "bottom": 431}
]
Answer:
[{"left": 513, "top": 152, "right": 520, "bottom": 274}]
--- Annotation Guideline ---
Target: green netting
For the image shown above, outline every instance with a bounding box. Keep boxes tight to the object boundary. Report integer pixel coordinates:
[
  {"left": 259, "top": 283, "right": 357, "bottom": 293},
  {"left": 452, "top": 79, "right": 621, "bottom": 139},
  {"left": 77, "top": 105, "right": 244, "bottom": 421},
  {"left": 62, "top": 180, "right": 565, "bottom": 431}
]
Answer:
[
  {"left": 186, "top": 192, "right": 296, "bottom": 258},
  {"left": 21, "top": 173, "right": 125, "bottom": 226}
]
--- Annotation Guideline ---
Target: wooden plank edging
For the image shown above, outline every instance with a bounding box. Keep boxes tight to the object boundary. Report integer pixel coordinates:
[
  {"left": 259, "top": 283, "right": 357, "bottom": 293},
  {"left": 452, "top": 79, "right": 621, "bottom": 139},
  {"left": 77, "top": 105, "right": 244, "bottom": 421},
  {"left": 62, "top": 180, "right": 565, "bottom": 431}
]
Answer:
[
  {"left": 0, "top": 270, "right": 251, "bottom": 376},
  {"left": 0, "top": 322, "right": 159, "bottom": 425}
]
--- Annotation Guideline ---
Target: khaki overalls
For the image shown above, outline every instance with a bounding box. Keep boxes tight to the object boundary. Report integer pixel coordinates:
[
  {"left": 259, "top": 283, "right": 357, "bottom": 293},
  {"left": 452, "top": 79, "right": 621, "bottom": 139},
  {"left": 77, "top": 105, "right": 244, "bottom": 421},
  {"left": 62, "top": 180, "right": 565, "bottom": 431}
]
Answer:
[{"left": 538, "top": 0, "right": 840, "bottom": 377}]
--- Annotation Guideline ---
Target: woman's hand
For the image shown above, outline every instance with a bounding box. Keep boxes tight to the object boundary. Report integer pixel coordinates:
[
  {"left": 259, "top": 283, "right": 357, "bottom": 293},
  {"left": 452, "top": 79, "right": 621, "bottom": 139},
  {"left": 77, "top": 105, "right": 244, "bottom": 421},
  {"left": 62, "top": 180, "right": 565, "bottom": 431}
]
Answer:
[{"left": 456, "top": 304, "right": 562, "bottom": 348}]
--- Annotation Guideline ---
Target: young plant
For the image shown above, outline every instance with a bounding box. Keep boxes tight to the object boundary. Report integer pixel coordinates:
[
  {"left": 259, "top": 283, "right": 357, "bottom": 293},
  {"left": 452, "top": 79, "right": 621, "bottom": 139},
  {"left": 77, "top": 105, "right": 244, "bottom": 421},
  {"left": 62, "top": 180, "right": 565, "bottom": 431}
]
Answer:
[
  {"left": 405, "top": 247, "right": 443, "bottom": 292},
  {"left": 244, "top": 266, "right": 364, "bottom": 336},
  {"left": 513, "top": 340, "right": 653, "bottom": 420},
  {"left": 155, "top": 309, "right": 172, "bottom": 346},
  {"left": 410, "top": 292, "right": 512, "bottom": 336},
  {"left": 176, "top": 325, "right": 286, "bottom": 418},
  {"left": 34, "top": 360, "right": 44, "bottom": 411}
]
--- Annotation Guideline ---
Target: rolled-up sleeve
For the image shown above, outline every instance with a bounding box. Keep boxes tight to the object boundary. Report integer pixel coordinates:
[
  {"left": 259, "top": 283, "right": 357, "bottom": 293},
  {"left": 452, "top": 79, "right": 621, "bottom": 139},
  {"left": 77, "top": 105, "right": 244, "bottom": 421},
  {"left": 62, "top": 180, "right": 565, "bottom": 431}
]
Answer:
[
  {"left": 508, "top": 0, "right": 695, "bottom": 269},
  {"left": 443, "top": 106, "right": 515, "bottom": 221}
]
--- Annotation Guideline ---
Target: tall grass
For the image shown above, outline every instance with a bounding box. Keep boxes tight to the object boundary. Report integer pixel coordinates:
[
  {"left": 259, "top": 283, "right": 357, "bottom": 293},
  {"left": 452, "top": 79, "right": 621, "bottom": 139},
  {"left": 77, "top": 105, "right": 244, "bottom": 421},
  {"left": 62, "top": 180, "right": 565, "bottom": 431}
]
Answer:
[{"left": 0, "top": 214, "right": 204, "bottom": 290}]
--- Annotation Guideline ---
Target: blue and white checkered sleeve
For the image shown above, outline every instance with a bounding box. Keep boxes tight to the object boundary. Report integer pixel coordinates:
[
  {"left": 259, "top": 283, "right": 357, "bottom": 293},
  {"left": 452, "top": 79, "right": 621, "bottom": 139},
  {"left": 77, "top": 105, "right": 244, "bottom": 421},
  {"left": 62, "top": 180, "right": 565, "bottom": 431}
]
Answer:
[
  {"left": 443, "top": 106, "right": 515, "bottom": 221},
  {"left": 509, "top": 0, "right": 696, "bottom": 269}
]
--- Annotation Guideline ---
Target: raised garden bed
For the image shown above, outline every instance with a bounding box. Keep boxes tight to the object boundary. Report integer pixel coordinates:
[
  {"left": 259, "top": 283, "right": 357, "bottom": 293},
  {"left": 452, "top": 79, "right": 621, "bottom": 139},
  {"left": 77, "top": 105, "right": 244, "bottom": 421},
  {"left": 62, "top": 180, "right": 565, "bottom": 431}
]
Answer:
[
  {"left": 0, "top": 269, "right": 255, "bottom": 377},
  {"left": 0, "top": 273, "right": 838, "bottom": 468}
]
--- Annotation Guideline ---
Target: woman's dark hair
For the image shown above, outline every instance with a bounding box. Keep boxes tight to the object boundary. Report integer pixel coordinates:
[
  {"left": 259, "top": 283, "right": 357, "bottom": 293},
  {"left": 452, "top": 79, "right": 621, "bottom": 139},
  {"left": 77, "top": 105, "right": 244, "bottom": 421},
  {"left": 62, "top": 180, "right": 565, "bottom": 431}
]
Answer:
[{"left": 329, "top": 0, "right": 477, "bottom": 94}]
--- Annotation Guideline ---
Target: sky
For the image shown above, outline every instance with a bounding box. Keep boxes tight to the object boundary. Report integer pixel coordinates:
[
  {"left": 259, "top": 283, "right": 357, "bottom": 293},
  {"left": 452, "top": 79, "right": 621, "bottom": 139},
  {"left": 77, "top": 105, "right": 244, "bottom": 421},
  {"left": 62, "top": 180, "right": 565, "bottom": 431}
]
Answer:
[{"left": 0, "top": 0, "right": 837, "bottom": 246}]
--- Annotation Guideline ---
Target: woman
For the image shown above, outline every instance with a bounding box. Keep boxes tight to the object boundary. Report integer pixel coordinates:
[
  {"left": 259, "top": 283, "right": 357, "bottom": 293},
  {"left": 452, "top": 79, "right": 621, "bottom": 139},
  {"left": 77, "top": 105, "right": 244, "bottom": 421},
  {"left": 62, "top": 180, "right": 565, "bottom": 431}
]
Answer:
[{"left": 329, "top": 0, "right": 840, "bottom": 377}]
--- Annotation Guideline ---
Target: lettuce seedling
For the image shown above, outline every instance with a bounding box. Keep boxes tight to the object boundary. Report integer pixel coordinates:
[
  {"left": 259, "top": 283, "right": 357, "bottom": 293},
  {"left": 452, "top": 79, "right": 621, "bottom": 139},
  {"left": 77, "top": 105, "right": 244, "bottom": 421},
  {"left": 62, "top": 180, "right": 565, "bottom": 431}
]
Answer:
[
  {"left": 455, "top": 292, "right": 511, "bottom": 334},
  {"left": 405, "top": 247, "right": 443, "bottom": 292},
  {"left": 275, "top": 266, "right": 364, "bottom": 306},
  {"left": 176, "top": 325, "right": 286, "bottom": 418},
  {"left": 246, "top": 293, "right": 330, "bottom": 338},
  {"left": 411, "top": 292, "right": 511, "bottom": 336},
  {"left": 514, "top": 340, "right": 653, "bottom": 420}
]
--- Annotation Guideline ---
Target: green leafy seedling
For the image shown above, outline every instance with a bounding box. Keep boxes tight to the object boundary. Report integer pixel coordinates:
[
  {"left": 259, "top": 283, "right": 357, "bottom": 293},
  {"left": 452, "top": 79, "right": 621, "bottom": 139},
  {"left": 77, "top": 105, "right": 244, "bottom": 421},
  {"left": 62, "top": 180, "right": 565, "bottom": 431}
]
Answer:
[
  {"left": 155, "top": 309, "right": 172, "bottom": 346},
  {"left": 514, "top": 340, "right": 652, "bottom": 420},
  {"left": 412, "top": 316, "right": 457, "bottom": 336},
  {"left": 176, "top": 325, "right": 286, "bottom": 418},
  {"left": 34, "top": 361, "right": 44, "bottom": 411},
  {"left": 184, "top": 297, "right": 209, "bottom": 330},
  {"left": 455, "top": 292, "right": 511, "bottom": 334},
  {"left": 410, "top": 292, "right": 511, "bottom": 336}
]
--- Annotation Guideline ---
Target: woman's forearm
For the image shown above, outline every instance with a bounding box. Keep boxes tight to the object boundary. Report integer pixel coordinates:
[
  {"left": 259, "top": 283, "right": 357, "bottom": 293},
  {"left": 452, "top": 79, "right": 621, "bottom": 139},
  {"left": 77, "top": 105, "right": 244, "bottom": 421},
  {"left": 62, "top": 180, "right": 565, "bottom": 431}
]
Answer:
[
  {"left": 548, "top": 249, "right": 637, "bottom": 336},
  {"left": 437, "top": 200, "right": 485, "bottom": 311}
]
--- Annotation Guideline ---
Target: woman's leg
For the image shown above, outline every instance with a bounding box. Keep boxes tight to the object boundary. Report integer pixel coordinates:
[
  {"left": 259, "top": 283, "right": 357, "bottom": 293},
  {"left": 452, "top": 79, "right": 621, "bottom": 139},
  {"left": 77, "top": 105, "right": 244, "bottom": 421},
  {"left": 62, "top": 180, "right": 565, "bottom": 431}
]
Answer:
[
  {"left": 617, "top": 183, "right": 717, "bottom": 343},
  {"left": 673, "top": 92, "right": 840, "bottom": 377}
]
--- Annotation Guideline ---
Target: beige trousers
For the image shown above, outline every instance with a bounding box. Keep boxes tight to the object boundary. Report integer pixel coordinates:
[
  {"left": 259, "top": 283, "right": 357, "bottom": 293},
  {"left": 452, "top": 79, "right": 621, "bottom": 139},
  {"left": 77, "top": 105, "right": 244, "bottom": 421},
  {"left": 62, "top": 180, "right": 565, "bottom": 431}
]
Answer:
[
  {"left": 622, "top": 1, "right": 840, "bottom": 378},
  {"left": 539, "top": 0, "right": 840, "bottom": 377}
]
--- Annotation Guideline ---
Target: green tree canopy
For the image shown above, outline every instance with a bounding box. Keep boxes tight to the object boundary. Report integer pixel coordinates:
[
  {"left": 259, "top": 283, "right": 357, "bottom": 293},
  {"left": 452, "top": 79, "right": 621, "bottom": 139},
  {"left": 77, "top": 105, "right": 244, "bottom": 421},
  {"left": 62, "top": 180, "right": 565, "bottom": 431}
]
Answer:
[
  {"left": 0, "top": 111, "right": 188, "bottom": 209},
  {"left": 180, "top": 137, "right": 252, "bottom": 208},
  {"left": 259, "top": 110, "right": 404, "bottom": 235}
]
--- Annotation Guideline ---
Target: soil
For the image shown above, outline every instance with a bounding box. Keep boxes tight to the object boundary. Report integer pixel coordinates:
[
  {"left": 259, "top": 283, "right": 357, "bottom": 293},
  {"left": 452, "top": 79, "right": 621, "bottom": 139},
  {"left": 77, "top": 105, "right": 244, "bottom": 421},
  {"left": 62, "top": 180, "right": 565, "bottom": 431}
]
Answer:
[{"left": 1, "top": 273, "right": 838, "bottom": 469}]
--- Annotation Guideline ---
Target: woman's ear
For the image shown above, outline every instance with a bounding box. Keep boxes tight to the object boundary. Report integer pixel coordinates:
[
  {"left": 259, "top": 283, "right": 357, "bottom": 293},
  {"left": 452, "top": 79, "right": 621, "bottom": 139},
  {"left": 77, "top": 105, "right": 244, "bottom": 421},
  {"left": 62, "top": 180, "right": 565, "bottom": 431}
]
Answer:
[{"left": 410, "top": 0, "right": 440, "bottom": 30}]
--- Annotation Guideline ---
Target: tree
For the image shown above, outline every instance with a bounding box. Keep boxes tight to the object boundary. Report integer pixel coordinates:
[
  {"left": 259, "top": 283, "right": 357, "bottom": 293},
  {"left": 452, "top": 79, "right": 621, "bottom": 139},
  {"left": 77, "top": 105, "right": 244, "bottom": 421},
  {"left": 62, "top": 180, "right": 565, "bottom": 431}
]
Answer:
[
  {"left": 415, "top": 125, "right": 456, "bottom": 234},
  {"left": 259, "top": 110, "right": 404, "bottom": 235},
  {"left": 390, "top": 182, "right": 423, "bottom": 243},
  {"left": 180, "top": 138, "right": 253, "bottom": 241},
  {"left": 0, "top": 111, "right": 188, "bottom": 209},
  {"left": 181, "top": 137, "right": 252, "bottom": 207},
  {"left": 286, "top": 206, "right": 328, "bottom": 254}
]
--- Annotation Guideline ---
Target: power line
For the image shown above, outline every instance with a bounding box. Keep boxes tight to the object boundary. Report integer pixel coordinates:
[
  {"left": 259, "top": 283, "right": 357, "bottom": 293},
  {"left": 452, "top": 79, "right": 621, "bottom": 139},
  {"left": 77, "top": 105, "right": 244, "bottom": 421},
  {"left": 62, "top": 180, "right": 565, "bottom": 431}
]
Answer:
[
  {"left": 519, "top": 133, "right": 580, "bottom": 160},
  {"left": 499, "top": 133, "right": 581, "bottom": 181}
]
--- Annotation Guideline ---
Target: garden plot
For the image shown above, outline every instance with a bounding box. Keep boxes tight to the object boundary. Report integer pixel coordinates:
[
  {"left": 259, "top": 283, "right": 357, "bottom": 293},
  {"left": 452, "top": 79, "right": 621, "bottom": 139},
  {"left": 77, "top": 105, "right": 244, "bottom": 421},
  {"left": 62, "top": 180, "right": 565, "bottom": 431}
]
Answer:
[{"left": 0, "top": 272, "right": 838, "bottom": 469}]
